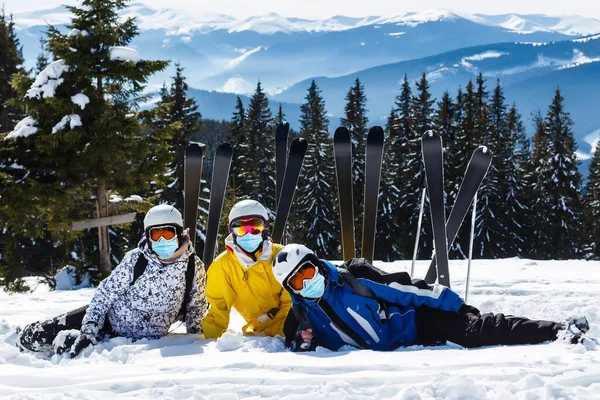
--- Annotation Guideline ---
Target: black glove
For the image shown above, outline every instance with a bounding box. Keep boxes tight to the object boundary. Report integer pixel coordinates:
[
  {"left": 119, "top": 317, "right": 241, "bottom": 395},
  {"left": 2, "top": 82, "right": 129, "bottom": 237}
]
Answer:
[
  {"left": 69, "top": 323, "right": 99, "bottom": 358},
  {"left": 293, "top": 330, "right": 315, "bottom": 352},
  {"left": 459, "top": 304, "right": 481, "bottom": 317}
]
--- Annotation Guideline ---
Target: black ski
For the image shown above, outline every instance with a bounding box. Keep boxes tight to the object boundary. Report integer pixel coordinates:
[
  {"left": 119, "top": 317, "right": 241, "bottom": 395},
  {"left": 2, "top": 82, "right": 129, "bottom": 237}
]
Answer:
[
  {"left": 202, "top": 143, "right": 233, "bottom": 269},
  {"left": 361, "top": 126, "right": 385, "bottom": 263},
  {"left": 424, "top": 145, "right": 493, "bottom": 283},
  {"left": 183, "top": 143, "right": 203, "bottom": 249},
  {"left": 275, "top": 122, "right": 290, "bottom": 208},
  {"left": 333, "top": 126, "right": 356, "bottom": 261},
  {"left": 421, "top": 131, "right": 450, "bottom": 287},
  {"left": 272, "top": 137, "right": 308, "bottom": 244}
]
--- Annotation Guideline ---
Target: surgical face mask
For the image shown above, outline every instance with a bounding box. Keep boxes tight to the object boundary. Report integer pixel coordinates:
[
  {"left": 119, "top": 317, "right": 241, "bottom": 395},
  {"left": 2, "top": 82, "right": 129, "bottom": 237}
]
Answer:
[
  {"left": 236, "top": 233, "right": 264, "bottom": 253},
  {"left": 299, "top": 272, "right": 326, "bottom": 299},
  {"left": 151, "top": 236, "right": 179, "bottom": 259}
]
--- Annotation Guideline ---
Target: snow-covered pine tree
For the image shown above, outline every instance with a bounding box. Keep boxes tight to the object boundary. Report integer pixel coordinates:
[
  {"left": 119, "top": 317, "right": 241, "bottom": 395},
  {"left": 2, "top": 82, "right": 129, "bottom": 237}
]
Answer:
[
  {"left": 480, "top": 80, "right": 507, "bottom": 258},
  {"left": 433, "top": 90, "right": 466, "bottom": 258},
  {"left": 402, "top": 73, "right": 432, "bottom": 258},
  {"left": 340, "top": 78, "right": 368, "bottom": 254},
  {"left": 389, "top": 75, "right": 417, "bottom": 257},
  {"left": 229, "top": 96, "right": 247, "bottom": 198},
  {"left": 471, "top": 74, "right": 498, "bottom": 258},
  {"left": 528, "top": 111, "right": 554, "bottom": 259},
  {"left": 159, "top": 63, "right": 202, "bottom": 212},
  {"left": 35, "top": 40, "right": 50, "bottom": 75},
  {"left": 544, "top": 89, "right": 583, "bottom": 259},
  {"left": 293, "top": 80, "right": 339, "bottom": 257},
  {"left": 4, "top": 0, "right": 172, "bottom": 276},
  {"left": 244, "top": 82, "right": 276, "bottom": 214},
  {"left": 501, "top": 103, "right": 530, "bottom": 257},
  {"left": 374, "top": 109, "right": 403, "bottom": 261},
  {"left": 0, "top": 10, "right": 64, "bottom": 291},
  {"left": 0, "top": 9, "right": 25, "bottom": 133},
  {"left": 583, "top": 143, "right": 600, "bottom": 259}
]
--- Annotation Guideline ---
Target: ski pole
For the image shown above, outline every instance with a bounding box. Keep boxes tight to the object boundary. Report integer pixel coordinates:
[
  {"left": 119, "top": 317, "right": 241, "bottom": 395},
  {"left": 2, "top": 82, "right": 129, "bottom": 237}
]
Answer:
[
  {"left": 465, "top": 191, "right": 478, "bottom": 304},
  {"left": 411, "top": 187, "right": 427, "bottom": 277}
]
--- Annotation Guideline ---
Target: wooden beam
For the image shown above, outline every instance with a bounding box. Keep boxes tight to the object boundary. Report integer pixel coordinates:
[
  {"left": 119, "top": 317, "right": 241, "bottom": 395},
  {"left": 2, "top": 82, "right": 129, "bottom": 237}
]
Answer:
[{"left": 72, "top": 212, "right": 137, "bottom": 231}]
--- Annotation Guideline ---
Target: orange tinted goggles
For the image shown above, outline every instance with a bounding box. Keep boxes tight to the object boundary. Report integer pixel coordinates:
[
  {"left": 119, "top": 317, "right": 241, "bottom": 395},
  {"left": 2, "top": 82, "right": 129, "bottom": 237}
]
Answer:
[
  {"left": 149, "top": 226, "right": 177, "bottom": 241},
  {"left": 287, "top": 262, "right": 317, "bottom": 292}
]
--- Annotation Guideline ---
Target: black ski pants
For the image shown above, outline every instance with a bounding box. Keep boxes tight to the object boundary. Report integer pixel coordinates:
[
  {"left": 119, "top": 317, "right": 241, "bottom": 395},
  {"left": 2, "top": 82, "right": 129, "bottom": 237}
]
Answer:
[{"left": 414, "top": 306, "right": 562, "bottom": 348}]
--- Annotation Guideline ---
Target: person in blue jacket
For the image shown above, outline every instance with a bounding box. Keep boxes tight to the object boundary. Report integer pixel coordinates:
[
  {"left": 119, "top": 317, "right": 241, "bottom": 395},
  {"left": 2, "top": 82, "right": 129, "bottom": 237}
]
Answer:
[{"left": 273, "top": 244, "right": 590, "bottom": 352}]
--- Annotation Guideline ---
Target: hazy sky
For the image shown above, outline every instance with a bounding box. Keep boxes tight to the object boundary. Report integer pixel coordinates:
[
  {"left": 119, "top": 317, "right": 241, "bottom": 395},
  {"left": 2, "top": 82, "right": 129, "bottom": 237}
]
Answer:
[{"left": 5, "top": 0, "right": 600, "bottom": 19}]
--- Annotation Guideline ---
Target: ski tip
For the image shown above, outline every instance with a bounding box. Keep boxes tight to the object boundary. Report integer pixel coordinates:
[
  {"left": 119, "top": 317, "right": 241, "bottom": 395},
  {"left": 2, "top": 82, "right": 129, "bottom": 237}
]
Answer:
[
  {"left": 422, "top": 130, "right": 439, "bottom": 139},
  {"left": 367, "top": 125, "right": 384, "bottom": 142},
  {"left": 185, "top": 142, "right": 203, "bottom": 157},
  {"left": 334, "top": 126, "right": 350, "bottom": 141},
  {"left": 290, "top": 136, "right": 309, "bottom": 150},
  {"left": 276, "top": 122, "right": 290, "bottom": 137},
  {"left": 216, "top": 142, "right": 233, "bottom": 155}
]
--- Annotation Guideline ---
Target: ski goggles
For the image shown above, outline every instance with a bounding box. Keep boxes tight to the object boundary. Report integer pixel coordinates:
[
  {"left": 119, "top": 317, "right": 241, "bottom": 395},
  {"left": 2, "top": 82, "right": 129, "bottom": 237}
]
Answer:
[
  {"left": 230, "top": 217, "right": 266, "bottom": 237},
  {"left": 149, "top": 226, "right": 177, "bottom": 242},
  {"left": 287, "top": 261, "right": 317, "bottom": 292}
]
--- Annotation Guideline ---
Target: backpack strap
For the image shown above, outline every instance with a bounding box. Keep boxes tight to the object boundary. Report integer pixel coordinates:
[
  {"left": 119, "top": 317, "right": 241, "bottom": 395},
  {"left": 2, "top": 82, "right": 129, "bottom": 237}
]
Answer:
[
  {"left": 131, "top": 254, "right": 148, "bottom": 286},
  {"left": 336, "top": 267, "right": 389, "bottom": 319},
  {"left": 178, "top": 253, "right": 196, "bottom": 321}
]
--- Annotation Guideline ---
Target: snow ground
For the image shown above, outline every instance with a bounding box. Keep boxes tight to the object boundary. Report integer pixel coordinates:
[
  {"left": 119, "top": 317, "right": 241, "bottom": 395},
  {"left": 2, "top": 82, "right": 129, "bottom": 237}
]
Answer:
[{"left": 1, "top": 259, "right": 599, "bottom": 399}]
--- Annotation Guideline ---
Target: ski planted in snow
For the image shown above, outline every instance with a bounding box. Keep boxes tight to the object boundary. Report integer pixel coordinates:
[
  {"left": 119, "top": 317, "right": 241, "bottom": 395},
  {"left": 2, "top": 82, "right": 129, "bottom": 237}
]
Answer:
[
  {"left": 183, "top": 143, "right": 203, "bottom": 250},
  {"left": 421, "top": 130, "right": 451, "bottom": 287},
  {"left": 361, "top": 126, "right": 385, "bottom": 263},
  {"left": 424, "top": 145, "right": 493, "bottom": 284},
  {"left": 272, "top": 137, "right": 308, "bottom": 244},
  {"left": 333, "top": 126, "right": 356, "bottom": 261},
  {"left": 275, "top": 122, "right": 290, "bottom": 208},
  {"left": 202, "top": 143, "right": 233, "bottom": 270}
]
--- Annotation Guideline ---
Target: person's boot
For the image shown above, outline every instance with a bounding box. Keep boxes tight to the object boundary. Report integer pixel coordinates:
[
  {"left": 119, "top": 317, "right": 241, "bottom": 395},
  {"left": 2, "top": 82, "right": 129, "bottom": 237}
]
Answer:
[{"left": 16, "top": 318, "right": 62, "bottom": 353}]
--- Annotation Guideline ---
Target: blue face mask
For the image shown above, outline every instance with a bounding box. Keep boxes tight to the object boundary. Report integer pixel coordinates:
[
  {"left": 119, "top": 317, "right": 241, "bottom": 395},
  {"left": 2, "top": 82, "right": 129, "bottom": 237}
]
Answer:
[
  {"left": 299, "top": 272, "right": 326, "bottom": 299},
  {"left": 151, "top": 237, "right": 179, "bottom": 259},
  {"left": 236, "top": 233, "right": 264, "bottom": 253}
]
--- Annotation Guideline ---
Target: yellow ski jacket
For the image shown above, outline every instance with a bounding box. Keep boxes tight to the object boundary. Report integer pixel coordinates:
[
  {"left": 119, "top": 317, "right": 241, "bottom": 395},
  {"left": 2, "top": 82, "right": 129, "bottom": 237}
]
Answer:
[{"left": 202, "top": 236, "right": 290, "bottom": 339}]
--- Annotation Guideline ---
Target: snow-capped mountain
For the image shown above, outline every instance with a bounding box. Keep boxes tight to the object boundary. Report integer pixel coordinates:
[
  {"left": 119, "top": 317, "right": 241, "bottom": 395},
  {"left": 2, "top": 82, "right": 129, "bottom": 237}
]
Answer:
[
  {"left": 14, "top": 5, "right": 600, "bottom": 36},
  {"left": 11, "top": 4, "right": 600, "bottom": 156},
  {"left": 272, "top": 34, "right": 600, "bottom": 153}
]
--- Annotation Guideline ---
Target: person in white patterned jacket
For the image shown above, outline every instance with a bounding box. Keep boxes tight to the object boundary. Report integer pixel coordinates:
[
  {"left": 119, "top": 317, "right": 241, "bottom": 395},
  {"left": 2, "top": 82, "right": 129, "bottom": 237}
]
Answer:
[{"left": 16, "top": 204, "right": 208, "bottom": 358}]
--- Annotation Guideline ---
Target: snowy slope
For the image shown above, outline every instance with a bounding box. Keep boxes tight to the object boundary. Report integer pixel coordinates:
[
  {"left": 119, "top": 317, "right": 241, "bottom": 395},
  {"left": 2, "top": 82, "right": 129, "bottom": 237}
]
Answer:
[{"left": 1, "top": 259, "right": 599, "bottom": 399}]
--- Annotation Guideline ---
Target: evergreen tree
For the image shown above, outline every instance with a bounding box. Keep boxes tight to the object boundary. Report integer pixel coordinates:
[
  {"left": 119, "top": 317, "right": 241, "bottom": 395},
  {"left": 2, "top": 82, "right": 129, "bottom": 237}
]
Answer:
[
  {"left": 159, "top": 63, "right": 202, "bottom": 212},
  {"left": 229, "top": 96, "right": 246, "bottom": 198},
  {"left": 3, "top": 0, "right": 172, "bottom": 277},
  {"left": 583, "top": 144, "right": 600, "bottom": 259},
  {"left": 390, "top": 75, "right": 418, "bottom": 257},
  {"left": 0, "top": 9, "right": 25, "bottom": 133},
  {"left": 340, "top": 78, "right": 368, "bottom": 254},
  {"left": 375, "top": 109, "right": 403, "bottom": 261},
  {"left": 35, "top": 40, "right": 50, "bottom": 75},
  {"left": 501, "top": 103, "right": 530, "bottom": 257},
  {"left": 528, "top": 111, "right": 554, "bottom": 259},
  {"left": 293, "top": 80, "right": 339, "bottom": 257},
  {"left": 400, "top": 74, "right": 431, "bottom": 258},
  {"left": 276, "top": 103, "right": 285, "bottom": 125},
  {"left": 544, "top": 89, "right": 583, "bottom": 258},
  {"left": 471, "top": 74, "right": 497, "bottom": 258},
  {"left": 244, "top": 81, "right": 276, "bottom": 214}
]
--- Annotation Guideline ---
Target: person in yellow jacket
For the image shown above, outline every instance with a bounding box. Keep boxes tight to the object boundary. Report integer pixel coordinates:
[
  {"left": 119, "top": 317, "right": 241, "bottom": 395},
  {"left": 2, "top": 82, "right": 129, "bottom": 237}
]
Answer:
[{"left": 202, "top": 199, "right": 291, "bottom": 338}]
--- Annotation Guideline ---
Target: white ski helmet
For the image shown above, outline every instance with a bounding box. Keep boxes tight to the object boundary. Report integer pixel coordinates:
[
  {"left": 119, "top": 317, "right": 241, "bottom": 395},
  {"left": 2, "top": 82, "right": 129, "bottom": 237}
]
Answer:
[
  {"left": 228, "top": 199, "right": 269, "bottom": 225},
  {"left": 272, "top": 243, "right": 322, "bottom": 288},
  {"left": 143, "top": 204, "right": 184, "bottom": 232}
]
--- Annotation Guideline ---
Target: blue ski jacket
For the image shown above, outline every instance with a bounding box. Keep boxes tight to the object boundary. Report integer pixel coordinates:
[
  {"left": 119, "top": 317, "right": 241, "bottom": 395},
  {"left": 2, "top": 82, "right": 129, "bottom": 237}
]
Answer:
[{"left": 290, "top": 260, "right": 464, "bottom": 351}]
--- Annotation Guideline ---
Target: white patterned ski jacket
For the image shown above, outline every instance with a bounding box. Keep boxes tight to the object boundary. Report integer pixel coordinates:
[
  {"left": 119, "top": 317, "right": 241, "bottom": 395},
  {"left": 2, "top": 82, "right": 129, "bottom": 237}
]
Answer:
[{"left": 82, "top": 237, "right": 208, "bottom": 340}]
